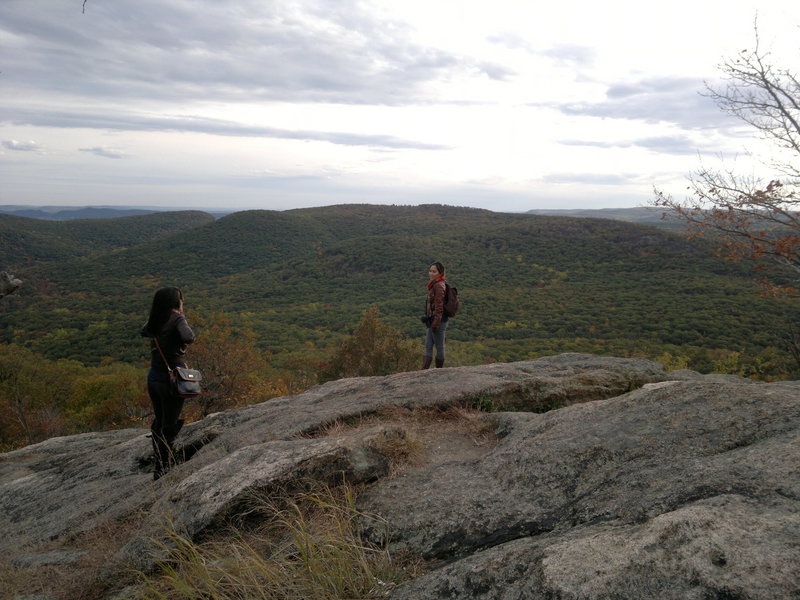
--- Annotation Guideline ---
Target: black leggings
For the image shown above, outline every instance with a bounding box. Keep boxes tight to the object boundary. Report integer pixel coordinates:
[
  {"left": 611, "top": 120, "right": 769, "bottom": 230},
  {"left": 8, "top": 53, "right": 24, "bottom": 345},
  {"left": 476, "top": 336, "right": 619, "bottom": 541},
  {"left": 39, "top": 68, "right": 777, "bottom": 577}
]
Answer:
[{"left": 148, "top": 376, "right": 185, "bottom": 473}]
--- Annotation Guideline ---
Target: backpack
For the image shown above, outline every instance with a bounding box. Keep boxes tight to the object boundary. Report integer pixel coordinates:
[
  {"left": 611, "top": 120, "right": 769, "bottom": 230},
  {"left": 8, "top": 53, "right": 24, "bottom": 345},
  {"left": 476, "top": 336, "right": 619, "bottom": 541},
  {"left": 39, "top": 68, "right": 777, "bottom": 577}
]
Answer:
[{"left": 443, "top": 283, "right": 460, "bottom": 317}]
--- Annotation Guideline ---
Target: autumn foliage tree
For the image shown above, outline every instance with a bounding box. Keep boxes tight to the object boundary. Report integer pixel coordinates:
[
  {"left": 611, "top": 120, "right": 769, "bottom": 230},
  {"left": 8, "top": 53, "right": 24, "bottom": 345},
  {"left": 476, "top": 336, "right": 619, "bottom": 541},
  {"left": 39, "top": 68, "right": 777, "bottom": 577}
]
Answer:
[
  {"left": 0, "top": 343, "right": 153, "bottom": 449},
  {"left": 187, "top": 311, "right": 269, "bottom": 417},
  {"left": 0, "top": 345, "right": 79, "bottom": 447},
  {"left": 66, "top": 363, "right": 150, "bottom": 432},
  {"left": 655, "top": 29, "right": 800, "bottom": 296},
  {"left": 321, "top": 306, "right": 417, "bottom": 381}
]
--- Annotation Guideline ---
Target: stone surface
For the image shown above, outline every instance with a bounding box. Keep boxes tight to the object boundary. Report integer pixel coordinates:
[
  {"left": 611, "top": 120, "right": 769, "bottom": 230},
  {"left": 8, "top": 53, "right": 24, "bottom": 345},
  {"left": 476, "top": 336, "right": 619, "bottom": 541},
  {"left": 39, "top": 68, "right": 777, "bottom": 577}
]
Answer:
[
  {"left": 119, "top": 426, "right": 408, "bottom": 570},
  {"left": 10, "top": 549, "right": 87, "bottom": 568},
  {"left": 1, "top": 353, "right": 663, "bottom": 555},
  {"left": 0, "top": 429, "right": 153, "bottom": 552},
  {"left": 376, "top": 380, "right": 800, "bottom": 599},
  {"left": 387, "top": 494, "right": 799, "bottom": 600},
  {"left": 1, "top": 353, "right": 798, "bottom": 599},
  {"left": 0, "top": 270, "right": 22, "bottom": 298}
]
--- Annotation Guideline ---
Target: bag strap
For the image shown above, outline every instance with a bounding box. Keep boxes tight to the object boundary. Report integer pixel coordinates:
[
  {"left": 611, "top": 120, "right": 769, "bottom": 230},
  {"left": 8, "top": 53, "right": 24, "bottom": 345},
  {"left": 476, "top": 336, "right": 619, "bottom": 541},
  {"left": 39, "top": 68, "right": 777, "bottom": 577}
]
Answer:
[{"left": 153, "top": 337, "right": 173, "bottom": 373}]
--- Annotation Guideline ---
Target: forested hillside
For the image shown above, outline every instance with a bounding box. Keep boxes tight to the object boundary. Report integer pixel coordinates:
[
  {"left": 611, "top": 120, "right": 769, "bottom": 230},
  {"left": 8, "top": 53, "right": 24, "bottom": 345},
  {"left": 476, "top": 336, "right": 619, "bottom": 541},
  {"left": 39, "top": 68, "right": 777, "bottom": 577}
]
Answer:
[
  {"left": 2, "top": 204, "right": 796, "bottom": 368},
  {"left": 525, "top": 206, "right": 687, "bottom": 231},
  {"left": 1, "top": 204, "right": 798, "bottom": 447},
  {"left": 0, "top": 210, "right": 215, "bottom": 266}
]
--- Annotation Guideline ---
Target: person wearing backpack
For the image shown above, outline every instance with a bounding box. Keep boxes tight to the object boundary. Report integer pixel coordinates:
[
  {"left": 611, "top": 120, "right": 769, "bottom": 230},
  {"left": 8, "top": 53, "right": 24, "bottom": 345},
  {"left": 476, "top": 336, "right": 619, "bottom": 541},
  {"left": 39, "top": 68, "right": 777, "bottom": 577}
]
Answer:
[{"left": 422, "top": 261, "right": 449, "bottom": 369}]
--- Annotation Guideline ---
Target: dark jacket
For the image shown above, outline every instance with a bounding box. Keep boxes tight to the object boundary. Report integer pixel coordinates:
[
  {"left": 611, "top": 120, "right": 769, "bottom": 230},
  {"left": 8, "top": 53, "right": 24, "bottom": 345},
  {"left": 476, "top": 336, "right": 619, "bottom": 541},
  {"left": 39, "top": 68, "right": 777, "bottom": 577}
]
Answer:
[
  {"left": 426, "top": 279, "right": 447, "bottom": 329},
  {"left": 141, "top": 311, "right": 195, "bottom": 372}
]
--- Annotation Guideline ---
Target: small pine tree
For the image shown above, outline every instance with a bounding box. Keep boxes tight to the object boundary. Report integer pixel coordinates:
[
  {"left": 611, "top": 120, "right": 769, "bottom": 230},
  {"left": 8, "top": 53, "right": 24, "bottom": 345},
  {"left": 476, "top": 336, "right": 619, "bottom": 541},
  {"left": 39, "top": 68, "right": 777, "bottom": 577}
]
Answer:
[{"left": 322, "top": 306, "right": 417, "bottom": 381}]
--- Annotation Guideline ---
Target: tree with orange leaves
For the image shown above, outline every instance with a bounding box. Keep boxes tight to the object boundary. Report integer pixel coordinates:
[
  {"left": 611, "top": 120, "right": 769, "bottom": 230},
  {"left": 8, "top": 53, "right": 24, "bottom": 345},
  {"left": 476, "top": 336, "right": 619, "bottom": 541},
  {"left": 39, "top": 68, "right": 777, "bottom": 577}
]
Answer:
[
  {"left": 185, "top": 311, "right": 269, "bottom": 417},
  {"left": 655, "top": 29, "right": 800, "bottom": 296}
]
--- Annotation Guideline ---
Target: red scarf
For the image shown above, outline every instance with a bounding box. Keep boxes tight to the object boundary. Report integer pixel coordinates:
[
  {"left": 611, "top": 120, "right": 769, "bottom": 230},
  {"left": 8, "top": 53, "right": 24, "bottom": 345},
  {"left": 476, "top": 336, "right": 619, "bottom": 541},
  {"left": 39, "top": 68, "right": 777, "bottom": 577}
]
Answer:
[{"left": 427, "top": 276, "right": 446, "bottom": 290}]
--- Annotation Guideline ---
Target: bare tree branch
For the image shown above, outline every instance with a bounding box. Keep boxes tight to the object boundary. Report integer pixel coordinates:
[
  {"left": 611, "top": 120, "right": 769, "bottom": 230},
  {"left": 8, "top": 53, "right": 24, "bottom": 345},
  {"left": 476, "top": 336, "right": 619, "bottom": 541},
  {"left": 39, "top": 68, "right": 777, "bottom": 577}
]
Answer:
[{"left": 655, "top": 23, "right": 800, "bottom": 296}]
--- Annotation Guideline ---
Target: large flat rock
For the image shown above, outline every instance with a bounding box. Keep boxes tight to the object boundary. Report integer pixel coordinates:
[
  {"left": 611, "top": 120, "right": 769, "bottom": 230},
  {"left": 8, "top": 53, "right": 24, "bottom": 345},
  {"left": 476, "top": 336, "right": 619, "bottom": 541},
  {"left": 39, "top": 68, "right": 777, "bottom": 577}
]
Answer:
[
  {"left": 374, "top": 380, "right": 800, "bottom": 599},
  {"left": 5, "top": 354, "right": 796, "bottom": 599},
  {"left": 0, "top": 353, "right": 664, "bottom": 555}
]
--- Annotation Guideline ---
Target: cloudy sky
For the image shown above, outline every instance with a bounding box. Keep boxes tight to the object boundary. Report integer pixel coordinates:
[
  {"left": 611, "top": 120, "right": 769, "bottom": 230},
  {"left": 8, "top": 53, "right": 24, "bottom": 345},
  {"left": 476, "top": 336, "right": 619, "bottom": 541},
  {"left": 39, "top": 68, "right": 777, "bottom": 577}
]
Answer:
[{"left": 1, "top": 0, "right": 798, "bottom": 212}]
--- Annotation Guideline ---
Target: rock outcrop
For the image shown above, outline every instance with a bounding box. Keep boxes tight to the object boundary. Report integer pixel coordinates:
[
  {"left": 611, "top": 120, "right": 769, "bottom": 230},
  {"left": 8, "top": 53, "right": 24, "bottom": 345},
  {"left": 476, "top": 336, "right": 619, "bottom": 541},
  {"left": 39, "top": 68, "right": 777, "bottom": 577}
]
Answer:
[
  {"left": 373, "top": 379, "right": 800, "bottom": 599},
  {"left": 1, "top": 353, "right": 798, "bottom": 600},
  {"left": 0, "top": 270, "right": 22, "bottom": 298}
]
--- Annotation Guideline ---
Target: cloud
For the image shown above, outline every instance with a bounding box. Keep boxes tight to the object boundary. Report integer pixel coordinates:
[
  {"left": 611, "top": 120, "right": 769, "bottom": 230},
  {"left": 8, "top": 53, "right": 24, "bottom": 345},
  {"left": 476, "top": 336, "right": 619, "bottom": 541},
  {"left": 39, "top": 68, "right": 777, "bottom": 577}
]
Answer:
[
  {"left": 487, "top": 33, "right": 594, "bottom": 67},
  {"left": 557, "top": 76, "right": 736, "bottom": 130},
  {"left": 0, "top": 0, "right": 470, "bottom": 106},
  {"left": 4, "top": 0, "right": 790, "bottom": 213},
  {"left": 560, "top": 134, "right": 706, "bottom": 156},
  {"left": 78, "top": 146, "right": 128, "bottom": 159},
  {"left": 4, "top": 107, "right": 448, "bottom": 150},
  {"left": 2, "top": 139, "right": 44, "bottom": 152},
  {"left": 542, "top": 173, "right": 637, "bottom": 186},
  {"left": 633, "top": 136, "right": 702, "bottom": 155},
  {"left": 541, "top": 44, "right": 595, "bottom": 66},
  {"left": 487, "top": 32, "right": 532, "bottom": 51},
  {"left": 476, "top": 61, "right": 517, "bottom": 81}
]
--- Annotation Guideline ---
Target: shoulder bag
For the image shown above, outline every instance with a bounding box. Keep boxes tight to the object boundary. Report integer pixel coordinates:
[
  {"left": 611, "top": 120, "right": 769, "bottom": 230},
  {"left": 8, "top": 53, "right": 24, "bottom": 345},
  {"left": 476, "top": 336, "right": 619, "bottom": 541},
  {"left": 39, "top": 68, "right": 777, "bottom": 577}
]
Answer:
[{"left": 153, "top": 337, "right": 202, "bottom": 398}]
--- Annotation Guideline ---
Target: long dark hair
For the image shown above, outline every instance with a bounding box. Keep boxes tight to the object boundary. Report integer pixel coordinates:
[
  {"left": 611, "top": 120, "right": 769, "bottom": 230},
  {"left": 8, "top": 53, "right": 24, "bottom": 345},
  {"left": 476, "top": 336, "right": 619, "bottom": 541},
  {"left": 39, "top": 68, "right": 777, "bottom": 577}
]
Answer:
[{"left": 144, "top": 287, "right": 183, "bottom": 334}]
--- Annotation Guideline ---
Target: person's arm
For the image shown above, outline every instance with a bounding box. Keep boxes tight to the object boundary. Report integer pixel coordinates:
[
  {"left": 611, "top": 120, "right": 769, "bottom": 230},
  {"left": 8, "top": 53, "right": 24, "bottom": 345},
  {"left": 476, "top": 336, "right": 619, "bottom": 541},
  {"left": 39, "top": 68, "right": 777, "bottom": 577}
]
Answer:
[{"left": 176, "top": 314, "right": 196, "bottom": 344}]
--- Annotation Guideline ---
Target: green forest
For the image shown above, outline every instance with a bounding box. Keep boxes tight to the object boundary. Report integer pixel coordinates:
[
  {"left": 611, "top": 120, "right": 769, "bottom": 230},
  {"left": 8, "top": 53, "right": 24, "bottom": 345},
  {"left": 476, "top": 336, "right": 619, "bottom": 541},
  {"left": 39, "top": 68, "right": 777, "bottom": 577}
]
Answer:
[{"left": 2, "top": 204, "right": 798, "bottom": 449}]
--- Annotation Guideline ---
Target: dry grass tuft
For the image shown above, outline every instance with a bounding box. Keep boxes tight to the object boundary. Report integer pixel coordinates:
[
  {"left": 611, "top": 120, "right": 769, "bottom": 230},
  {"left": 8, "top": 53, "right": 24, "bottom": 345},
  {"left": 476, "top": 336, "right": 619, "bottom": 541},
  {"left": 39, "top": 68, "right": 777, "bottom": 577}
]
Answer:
[
  {"left": 295, "top": 405, "right": 497, "bottom": 472},
  {"left": 0, "top": 559, "right": 39, "bottom": 600},
  {"left": 300, "top": 405, "right": 495, "bottom": 443},
  {"left": 0, "top": 509, "right": 150, "bottom": 600},
  {"left": 368, "top": 427, "right": 426, "bottom": 472},
  {"left": 3, "top": 406, "right": 493, "bottom": 600},
  {"left": 135, "top": 484, "right": 421, "bottom": 600}
]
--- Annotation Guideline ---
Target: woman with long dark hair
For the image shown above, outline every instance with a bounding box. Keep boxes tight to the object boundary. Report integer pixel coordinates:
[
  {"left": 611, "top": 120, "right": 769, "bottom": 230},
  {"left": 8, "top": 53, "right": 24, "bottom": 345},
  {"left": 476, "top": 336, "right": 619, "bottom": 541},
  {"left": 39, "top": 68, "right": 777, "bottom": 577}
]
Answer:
[
  {"left": 140, "top": 286, "right": 195, "bottom": 480},
  {"left": 422, "top": 261, "right": 448, "bottom": 369}
]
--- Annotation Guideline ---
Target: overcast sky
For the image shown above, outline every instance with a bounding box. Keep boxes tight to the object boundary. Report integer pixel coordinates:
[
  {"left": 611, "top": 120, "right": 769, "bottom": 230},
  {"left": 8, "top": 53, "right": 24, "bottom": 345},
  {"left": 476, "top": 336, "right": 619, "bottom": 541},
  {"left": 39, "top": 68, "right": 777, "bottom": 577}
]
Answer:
[{"left": 1, "top": 0, "right": 798, "bottom": 212}]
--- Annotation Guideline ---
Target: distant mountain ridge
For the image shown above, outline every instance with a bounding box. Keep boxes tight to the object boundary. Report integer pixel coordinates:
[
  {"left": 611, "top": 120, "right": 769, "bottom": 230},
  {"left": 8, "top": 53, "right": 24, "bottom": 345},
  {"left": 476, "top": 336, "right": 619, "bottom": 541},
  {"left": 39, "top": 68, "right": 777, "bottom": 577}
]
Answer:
[
  {"left": 0, "top": 205, "right": 160, "bottom": 220},
  {"left": 1, "top": 204, "right": 796, "bottom": 378},
  {"left": 526, "top": 206, "right": 684, "bottom": 229},
  {"left": 0, "top": 210, "right": 216, "bottom": 266},
  {"left": 0, "top": 205, "right": 232, "bottom": 220},
  {"left": 2, "top": 204, "right": 678, "bottom": 227}
]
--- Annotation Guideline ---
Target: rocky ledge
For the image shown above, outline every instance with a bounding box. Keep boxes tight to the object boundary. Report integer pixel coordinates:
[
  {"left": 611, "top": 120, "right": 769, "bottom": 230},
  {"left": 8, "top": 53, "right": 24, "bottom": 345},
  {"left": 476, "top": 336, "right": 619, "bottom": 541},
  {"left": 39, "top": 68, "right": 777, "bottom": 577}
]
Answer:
[{"left": 1, "top": 353, "right": 797, "bottom": 599}]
